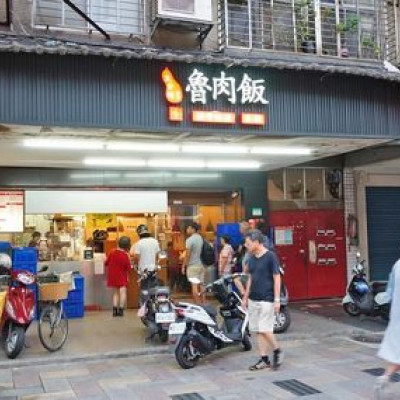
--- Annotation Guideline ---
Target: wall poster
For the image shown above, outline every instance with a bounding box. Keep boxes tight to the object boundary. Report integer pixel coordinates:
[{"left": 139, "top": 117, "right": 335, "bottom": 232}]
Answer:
[{"left": 0, "top": 191, "right": 24, "bottom": 233}]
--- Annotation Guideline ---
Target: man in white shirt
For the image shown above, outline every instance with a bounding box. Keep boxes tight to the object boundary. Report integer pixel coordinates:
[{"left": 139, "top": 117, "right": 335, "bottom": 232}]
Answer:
[{"left": 131, "top": 225, "right": 160, "bottom": 273}]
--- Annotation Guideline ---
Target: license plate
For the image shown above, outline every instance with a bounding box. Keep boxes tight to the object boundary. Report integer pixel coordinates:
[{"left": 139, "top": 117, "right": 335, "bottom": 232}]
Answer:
[
  {"left": 155, "top": 312, "right": 176, "bottom": 324},
  {"left": 168, "top": 322, "right": 186, "bottom": 336}
]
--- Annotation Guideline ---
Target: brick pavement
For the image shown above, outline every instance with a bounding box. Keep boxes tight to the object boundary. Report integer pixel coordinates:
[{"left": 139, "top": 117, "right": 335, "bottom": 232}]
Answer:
[{"left": 0, "top": 336, "right": 399, "bottom": 400}]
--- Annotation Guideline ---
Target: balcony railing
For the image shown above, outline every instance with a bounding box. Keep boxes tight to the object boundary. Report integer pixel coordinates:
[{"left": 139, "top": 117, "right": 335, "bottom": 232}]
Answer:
[
  {"left": 33, "top": 0, "right": 146, "bottom": 35},
  {"left": 222, "top": 0, "right": 385, "bottom": 60}
]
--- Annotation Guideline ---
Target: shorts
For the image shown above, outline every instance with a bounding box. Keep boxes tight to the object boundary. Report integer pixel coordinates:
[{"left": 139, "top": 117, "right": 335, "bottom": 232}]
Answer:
[
  {"left": 248, "top": 299, "right": 275, "bottom": 333},
  {"left": 186, "top": 264, "right": 205, "bottom": 284}
]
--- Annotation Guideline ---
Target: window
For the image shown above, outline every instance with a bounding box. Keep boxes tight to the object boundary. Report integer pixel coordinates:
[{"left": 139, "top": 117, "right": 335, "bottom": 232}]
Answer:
[{"left": 34, "top": 0, "right": 145, "bottom": 35}]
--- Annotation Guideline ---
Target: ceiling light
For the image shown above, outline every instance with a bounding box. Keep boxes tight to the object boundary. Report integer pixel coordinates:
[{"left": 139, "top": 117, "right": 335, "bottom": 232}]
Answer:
[
  {"left": 124, "top": 172, "right": 174, "bottom": 178},
  {"left": 250, "top": 147, "right": 312, "bottom": 155},
  {"left": 70, "top": 173, "right": 121, "bottom": 179},
  {"left": 181, "top": 145, "right": 248, "bottom": 154},
  {"left": 175, "top": 173, "right": 222, "bottom": 179},
  {"left": 148, "top": 159, "right": 205, "bottom": 169},
  {"left": 206, "top": 161, "right": 261, "bottom": 169},
  {"left": 23, "top": 138, "right": 104, "bottom": 150},
  {"left": 84, "top": 158, "right": 146, "bottom": 167},
  {"left": 107, "top": 142, "right": 179, "bottom": 153}
]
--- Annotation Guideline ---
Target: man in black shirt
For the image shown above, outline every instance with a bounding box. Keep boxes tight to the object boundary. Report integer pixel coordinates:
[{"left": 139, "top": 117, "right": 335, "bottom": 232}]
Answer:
[{"left": 242, "top": 229, "right": 283, "bottom": 371}]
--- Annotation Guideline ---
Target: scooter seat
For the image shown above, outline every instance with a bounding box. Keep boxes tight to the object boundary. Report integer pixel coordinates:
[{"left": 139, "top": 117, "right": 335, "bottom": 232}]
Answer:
[
  {"left": 202, "top": 304, "right": 217, "bottom": 319},
  {"left": 371, "top": 281, "right": 387, "bottom": 295}
]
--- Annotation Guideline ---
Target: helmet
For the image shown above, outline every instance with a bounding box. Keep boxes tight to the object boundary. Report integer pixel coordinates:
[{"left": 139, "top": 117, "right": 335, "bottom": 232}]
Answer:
[
  {"left": 136, "top": 224, "right": 149, "bottom": 237},
  {"left": 0, "top": 254, "right": 12, "bottom": 270},
  {"left": 118, "top": 236, "right": 131, "bottom": 251},
  {"left": 354, "top": 281, "right": 369, "bottom": 295}
]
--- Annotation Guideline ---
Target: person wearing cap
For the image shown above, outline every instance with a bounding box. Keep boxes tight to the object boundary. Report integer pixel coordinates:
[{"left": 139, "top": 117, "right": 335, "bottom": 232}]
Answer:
[
  {"left": 131, "top": 224, "right": 161, "bottom": 274},
  {"left": 181, "top": 222, "right": 205, "bottom": 304},
  {"left": 106, "top": 236, "right": 132, "bottom": 317}
]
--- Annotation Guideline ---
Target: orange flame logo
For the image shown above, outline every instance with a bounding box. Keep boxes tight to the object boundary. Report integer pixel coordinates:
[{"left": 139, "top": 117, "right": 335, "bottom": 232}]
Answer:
[{"left": 162, "top": 67, "right": 183, "bottom": 104}]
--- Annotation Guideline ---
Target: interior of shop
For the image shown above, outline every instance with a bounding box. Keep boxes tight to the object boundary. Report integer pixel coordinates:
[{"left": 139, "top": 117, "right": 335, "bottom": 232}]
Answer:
[{"left": 0, "top": 190, "right": 243, "bottom": 310}]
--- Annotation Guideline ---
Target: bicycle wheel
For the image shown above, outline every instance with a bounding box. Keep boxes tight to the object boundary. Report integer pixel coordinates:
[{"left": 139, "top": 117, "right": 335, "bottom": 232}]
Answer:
[{"left": 38, "top": 303, "right": 69, "bottom": 352}]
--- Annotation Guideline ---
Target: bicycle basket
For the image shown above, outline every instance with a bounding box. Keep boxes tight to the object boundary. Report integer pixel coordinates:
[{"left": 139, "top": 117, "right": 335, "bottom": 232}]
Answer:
[{"left": 39, "top": 282, "right": 70, "bottom": 301}]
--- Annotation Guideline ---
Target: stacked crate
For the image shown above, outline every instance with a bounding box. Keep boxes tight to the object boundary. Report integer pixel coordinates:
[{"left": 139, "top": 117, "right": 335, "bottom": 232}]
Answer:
[
  {"left": 12, "top": 247, "right": 38, "bottom": 274},
  {"left": 62, "top": 275, "right": 85, "bottom": 318}
]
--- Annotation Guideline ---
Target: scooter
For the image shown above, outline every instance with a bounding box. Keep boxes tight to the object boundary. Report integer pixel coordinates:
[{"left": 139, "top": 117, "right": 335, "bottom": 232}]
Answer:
[
  {"left": 274, "top": 266, "right": 291, "bottom": 333},
  {"left": 138, "top": 266, "right": 175, "bottom": 343},
  {"left": 342, "top": 252, "right": 390, "bottom": 321},
  {"left": 0, "top": 270, "right": 36, "bottom": 358},
  {"left": 169, "top": 273, "right": 251, "bottom": 369}
]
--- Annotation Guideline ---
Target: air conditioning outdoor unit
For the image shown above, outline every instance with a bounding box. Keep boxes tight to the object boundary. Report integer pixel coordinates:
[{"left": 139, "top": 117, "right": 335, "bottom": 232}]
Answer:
[{"left": 156, "top": 0, "right": 213, "bottom": 23}]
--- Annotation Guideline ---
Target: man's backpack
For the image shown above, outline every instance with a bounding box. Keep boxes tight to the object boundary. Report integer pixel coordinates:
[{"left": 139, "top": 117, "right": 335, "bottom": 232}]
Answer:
[{"left": 200, "top": 238, "right": 215, "bottom": 267}]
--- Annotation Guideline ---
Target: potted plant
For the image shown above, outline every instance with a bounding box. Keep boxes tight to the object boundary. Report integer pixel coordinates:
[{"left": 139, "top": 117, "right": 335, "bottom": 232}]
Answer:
[
  {"left": 295, "top": 0, "right": 316, "bottom": 53},
  {"left": 361, "top": 35, "right": 380, "bottom": 59},
  {"left": 336, "top": 15, "right": 359, "bottom": 57}
]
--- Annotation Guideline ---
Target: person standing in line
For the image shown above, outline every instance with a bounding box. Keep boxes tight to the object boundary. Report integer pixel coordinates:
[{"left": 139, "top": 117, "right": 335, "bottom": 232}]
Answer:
[
  {"left": 105, "top": 236, "right": 132, "bottom": 317},
  {"left": 131, "top": 224, "right": 161, "bottom": 275},
  {"left": 219, "top": 235, "right": 234, "bottom": 277},
  {"left": 242, "top": 229, "right": 283, "bottom": 371},
  {"left": 181, "top": 222, "right": 205, "bottom": 304},
  {"left": 375, "top": 255, "right": 400, "bottom": 398}
]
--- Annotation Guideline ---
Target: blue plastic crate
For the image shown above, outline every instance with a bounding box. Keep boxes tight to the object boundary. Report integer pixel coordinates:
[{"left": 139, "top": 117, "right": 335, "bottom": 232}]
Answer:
[
  {"left": 12, "top": 248, "right": 38, "bottom": 268},
  {"left": 73, "top": 275, "right": 84, "bottom": 291},
  {"left": 67, "top": 290, "right": 84, "bottom": 302},
  {"left": 217, "top": 223, "right": 241, "bottom": 238},
  {"left": 0, "top": 241, "right": 11, "bottom": 254},
  {"left": 12, "top": 262, "right": 37, "bottom": 275},
  {"left": 63, "top": 301, "right": 84, "bottom": 318}
]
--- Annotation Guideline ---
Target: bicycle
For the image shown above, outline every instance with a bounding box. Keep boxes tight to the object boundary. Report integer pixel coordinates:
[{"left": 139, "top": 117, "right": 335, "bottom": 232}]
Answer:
[{"left": 37, "top": 278, "right": 70, "bottom": 352}]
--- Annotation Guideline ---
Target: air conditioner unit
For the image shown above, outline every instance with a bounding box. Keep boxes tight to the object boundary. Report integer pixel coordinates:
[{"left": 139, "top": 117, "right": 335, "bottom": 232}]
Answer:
[{"left": 156, "top": 0, "right": 213, "bottom": 23}]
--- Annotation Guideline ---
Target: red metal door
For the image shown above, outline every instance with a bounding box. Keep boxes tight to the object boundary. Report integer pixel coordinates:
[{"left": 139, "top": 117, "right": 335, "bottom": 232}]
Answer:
[{"left": 270, "top": 210, "right": 347, "bottom": 300}]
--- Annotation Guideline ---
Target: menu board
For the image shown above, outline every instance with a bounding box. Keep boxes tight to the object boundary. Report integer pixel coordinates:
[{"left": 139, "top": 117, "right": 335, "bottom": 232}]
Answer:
[{"left": 0, "top": 191, "right": 24, "bottom": 233}]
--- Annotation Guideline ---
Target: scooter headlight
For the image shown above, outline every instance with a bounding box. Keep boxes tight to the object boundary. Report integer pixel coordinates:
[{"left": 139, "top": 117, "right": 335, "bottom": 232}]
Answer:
[{"left": 17, "top": 273, "right": 35, "bottom": 286}]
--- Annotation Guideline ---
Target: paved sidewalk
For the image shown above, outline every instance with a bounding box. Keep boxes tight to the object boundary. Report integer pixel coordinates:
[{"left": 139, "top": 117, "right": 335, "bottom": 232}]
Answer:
[
  {"left": 0, "top": 336, "right": 398, "bottom": 400},
  {"left": 0, "top": 305, "right": 384, "bottom": 368}
]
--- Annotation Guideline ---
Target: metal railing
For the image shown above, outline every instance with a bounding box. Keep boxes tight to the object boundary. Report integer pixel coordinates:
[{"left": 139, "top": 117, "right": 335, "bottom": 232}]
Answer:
[
  {"left": 32, "top": 0, "right": 146, "bottom": 35},
  {"left": 222, "top": 0, "right": 386, "bottom": 60}
]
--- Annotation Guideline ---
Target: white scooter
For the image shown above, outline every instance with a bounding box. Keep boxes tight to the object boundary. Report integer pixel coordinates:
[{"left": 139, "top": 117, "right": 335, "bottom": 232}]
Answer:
[{"left": 169, "top": 274, "right": 251, "bottom": 369}]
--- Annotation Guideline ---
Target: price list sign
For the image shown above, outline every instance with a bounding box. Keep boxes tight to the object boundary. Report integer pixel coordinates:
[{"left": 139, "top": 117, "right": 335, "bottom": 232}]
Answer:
[{"left": 0, "top": 191, "right": 24, "bottom": 232}]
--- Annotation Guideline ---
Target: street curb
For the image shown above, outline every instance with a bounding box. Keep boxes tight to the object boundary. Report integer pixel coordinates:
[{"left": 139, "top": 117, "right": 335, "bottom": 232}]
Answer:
[
  {"left": 0, "top": 346, "right": 173, "bottom": 370},
  {"left": 0, "top": 328, "right": 384, "bottom": 369}
]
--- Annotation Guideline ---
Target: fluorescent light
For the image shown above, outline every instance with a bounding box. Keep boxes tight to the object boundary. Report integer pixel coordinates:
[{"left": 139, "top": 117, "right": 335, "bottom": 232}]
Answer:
[
  {"left": 70, "top": 173, "right": 121, "bottom": 179},
  {"left": 107, "top": 142, "right": 179, "bottom": 153},
  {"left": 148, "top": 159, "right": 205, "bottom": 169},
  {"left": 175, "top": 173, "right": 222, "bottom": 179},
  {"left": 124, "top": 172, "right": 173, "bottom": 178},
  {"left": 84, "top": 158, "right": 146, "bottom": 167},
  {"left": 250, "top": 147, "right": 312, "bottom": 155},
  {"left": 206, "top": 161, "right": 261, "bottom": 169},
  {"left": 181, "top": 145, "right": 248, "bottom": 154},
  {"left": 24, "top": 138, "right": 104, "bottom": 150}
]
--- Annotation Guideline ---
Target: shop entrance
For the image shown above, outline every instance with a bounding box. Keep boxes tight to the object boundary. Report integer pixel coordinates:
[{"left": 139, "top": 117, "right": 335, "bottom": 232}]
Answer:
[{"left": 270, "top": 209, "right": 347, "bottom": 300}]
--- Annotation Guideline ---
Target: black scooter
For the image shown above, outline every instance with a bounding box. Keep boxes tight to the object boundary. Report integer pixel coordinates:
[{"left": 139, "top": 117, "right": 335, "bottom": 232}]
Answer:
[{"left": 138, "top": 267, "right": 175, "bottom": 343}]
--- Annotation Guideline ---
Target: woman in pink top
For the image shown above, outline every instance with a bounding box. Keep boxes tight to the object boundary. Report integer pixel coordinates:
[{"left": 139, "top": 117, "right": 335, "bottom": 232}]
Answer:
[{"left": 219, "top": 235, "right": 234, "bottom": 276}]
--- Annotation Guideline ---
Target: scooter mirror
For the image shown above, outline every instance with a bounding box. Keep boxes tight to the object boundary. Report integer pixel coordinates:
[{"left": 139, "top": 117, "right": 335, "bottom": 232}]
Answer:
[{"left": 39, "top": 265, "right": 49, "bottom": 273}]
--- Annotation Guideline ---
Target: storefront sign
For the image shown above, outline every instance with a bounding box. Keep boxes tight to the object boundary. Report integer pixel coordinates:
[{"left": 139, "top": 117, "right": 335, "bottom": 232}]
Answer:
[
  {"left": 274, "top": 227, "right": 294, "bottom": 245},
  {"left": 162, "top": 67, "right": 268, "bottom": 127},
  {"left": 186, "top": 69, "right": 269, "bottom": 105},
  {"left": 0, "top": 191, "right": 24, "bottom": 233}
]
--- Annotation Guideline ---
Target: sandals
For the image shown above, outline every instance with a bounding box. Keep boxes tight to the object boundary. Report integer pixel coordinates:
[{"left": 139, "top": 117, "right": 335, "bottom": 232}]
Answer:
[{"left": 249, "top": 358, "right": 270, "bottom": 371}]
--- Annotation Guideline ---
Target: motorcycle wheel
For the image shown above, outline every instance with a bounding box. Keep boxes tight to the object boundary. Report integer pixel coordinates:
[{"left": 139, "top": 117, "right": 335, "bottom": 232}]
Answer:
[
  {"left": 343, "top": 302, "right": 361, "bottom": 317},
  {"left": 242, "top": 333, "right": 252, "bottom": 351},
  {"left": 175, "top": 335, "right": 199, "bottom": 369},
  {"left": 4, "top": 323, "right": 25, "bottom": 359},
  {"left": 159, "top": 329, "right": 169, "bottom": 343},
  {"left": 274, "top": 308, "right": 291, "bottom": 334}
]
